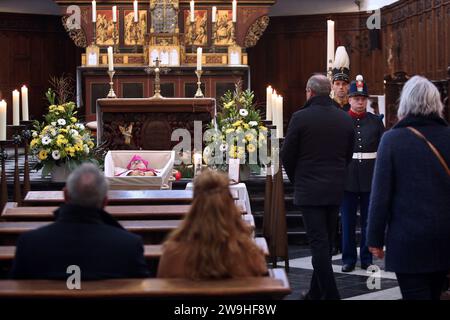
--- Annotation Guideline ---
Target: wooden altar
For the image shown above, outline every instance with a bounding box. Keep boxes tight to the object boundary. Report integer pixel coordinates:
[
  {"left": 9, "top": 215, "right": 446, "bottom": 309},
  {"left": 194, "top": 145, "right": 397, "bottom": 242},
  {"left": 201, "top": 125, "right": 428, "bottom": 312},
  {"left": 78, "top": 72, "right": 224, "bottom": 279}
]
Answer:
[
  {"left": 77, "top": 65, "right": 248, "bottom": 121},
  {"left": 97, "top": 97, "right": 215, "bottom": 150}
]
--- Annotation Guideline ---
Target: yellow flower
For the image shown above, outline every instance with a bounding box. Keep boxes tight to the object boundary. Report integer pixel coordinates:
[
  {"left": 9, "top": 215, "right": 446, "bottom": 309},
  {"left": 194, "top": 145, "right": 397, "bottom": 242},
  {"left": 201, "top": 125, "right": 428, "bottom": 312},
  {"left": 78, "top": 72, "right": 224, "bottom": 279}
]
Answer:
[
  {"left": 70, "top": 117, "right": 77, "bottom": 123},
  {"left": 57, "top": 106, "right": 65, "bottom": 112},
  {"left": 259, "top": 126, "right": 268, "bottom": 131},
  {"left": 232, "top": 120, "right": 242, "bottom": 127},
  {"left": 243, "top": 123, "right": 250, "bottom": 130},
  {"left": 87, "top": 141, "right": 95, "bottom": 148},
  {"left": 60, "top": 129, "right": 68, "bottom": 133},
  {"left": 224, "top": 101, "right": 234, "bottom": 109},
  {"left": 225, "top": 128, "right": 235, "bottom": 134},
  {"left": 30, "top": 138, "right": 39, "bottom": 148},
  {"left": 247, "top": 144, "right": 256, "bottom": 153},
  {"left": 38, "top": 150, "right": 48, "bottom": 160},
  {"left": 245, "top": 133, "right": 255, "bottom": 141},
  {"left": 57, "top": 134, "right": 65, "bottom": 140}
]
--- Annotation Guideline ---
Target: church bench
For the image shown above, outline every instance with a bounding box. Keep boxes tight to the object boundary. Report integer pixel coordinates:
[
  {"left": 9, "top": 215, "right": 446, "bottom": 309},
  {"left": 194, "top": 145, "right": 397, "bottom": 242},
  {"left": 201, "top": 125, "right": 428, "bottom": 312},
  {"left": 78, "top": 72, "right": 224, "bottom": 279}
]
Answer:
[
  {"left": 0, "top": 268, "right": 289, "bottom": 299},
  {"left": 0, "top": 217, "right": 256, "bottom": 245},
  {"left": 0, "top": 202, "right": 247, "bottom": 221},
  {"left": 22, "top": 190, "right": 239, "bottom": 206},
  {"left": 0, "top": 220, "right": 181, "bottom": 245},
  {"left": 0, "top": 238, "right": 269, "bottom": 264}
]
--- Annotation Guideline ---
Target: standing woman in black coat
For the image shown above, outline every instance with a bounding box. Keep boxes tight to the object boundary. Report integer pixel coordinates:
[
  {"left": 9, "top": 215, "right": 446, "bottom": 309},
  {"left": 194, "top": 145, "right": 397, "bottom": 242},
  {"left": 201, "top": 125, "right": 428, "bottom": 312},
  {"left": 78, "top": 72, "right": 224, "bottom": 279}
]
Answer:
[{"left": 367, "top": 75, "right": 450, "bottom": 300}]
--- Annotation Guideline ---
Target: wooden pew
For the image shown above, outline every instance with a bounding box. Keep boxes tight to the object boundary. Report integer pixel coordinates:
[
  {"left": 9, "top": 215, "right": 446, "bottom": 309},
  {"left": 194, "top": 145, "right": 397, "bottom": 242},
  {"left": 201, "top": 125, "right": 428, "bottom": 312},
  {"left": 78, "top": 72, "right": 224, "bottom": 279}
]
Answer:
[
  {"left": 0, "top": 238, "right": 269, "bottom": 264},
  {"left": 0, "top": 268, "right": 290, "bottom": 299},
  {"left": 0, "top": 220, "right": 181, "bottom": 245},
  {"left": 23, "top": 190, "right": 239, "bottom": 206},
  {"left": 1, "top": 202, "right": 247, "bottom": 221}
]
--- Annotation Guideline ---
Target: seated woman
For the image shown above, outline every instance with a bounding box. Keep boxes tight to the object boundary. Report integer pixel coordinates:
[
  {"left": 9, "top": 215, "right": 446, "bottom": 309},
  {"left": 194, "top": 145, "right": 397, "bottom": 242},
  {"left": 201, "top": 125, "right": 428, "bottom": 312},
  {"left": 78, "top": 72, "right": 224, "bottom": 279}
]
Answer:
[{"left": 157, "top": 169, "right": 267, "bottom": 279}]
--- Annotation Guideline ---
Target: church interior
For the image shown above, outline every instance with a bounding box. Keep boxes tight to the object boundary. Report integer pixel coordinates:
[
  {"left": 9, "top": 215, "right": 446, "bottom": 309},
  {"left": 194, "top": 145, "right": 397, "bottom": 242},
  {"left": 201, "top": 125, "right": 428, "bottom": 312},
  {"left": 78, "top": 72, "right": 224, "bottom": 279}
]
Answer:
[{"left": 0, "top": 0, "right": 449, "bottom": 305}]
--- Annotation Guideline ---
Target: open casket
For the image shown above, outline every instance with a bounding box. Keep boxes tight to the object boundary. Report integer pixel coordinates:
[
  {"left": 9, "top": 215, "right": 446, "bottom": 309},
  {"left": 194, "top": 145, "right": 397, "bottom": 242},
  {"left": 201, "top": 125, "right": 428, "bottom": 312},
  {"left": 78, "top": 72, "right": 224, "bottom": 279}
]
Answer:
[{"left": 104, "top": 150, "right": 175, "bottom": 190}]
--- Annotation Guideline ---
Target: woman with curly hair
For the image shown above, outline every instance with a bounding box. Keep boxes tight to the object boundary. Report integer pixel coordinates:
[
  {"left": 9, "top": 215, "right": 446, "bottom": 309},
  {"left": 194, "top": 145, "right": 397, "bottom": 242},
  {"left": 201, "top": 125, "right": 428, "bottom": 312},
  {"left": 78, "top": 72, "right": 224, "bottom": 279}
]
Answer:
[{"left": 157, "top": 169, "right": 267, "bottom": 279}]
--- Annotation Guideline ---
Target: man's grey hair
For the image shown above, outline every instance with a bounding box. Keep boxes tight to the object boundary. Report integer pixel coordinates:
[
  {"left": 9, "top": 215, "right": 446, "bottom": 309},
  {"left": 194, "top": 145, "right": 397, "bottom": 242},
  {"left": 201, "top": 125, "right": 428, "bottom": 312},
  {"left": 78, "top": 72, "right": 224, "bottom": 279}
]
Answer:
[
  {"left": 306, "top": 74, "right": 331, "bottom": 97},
  {"left": 66, "top": 163, "right": 108, "bottom": 208},
  {"left": 398, "top": 75, "right": 444, "bottom": 118}
]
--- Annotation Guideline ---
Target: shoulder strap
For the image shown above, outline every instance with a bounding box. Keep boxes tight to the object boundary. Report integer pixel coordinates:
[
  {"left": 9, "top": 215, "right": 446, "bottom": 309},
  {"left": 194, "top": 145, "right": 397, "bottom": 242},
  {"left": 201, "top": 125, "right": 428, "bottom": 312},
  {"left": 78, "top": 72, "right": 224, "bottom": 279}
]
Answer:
[{"left": 407, "top": 127, "right": 450, "bottom": 177}]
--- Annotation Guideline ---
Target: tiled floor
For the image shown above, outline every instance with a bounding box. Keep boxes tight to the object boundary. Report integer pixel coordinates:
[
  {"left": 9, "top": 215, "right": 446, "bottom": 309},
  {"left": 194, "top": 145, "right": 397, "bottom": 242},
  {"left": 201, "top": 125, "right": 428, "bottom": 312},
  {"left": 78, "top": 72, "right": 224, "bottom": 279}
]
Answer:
[{"left": 278, "top": 245, "right": 402, "bottom": 300}]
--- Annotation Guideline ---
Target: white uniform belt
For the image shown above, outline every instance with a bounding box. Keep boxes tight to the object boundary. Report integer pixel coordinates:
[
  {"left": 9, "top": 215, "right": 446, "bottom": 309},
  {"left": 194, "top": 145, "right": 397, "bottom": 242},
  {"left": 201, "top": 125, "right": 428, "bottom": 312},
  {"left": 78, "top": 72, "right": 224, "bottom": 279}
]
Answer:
[{"left": 352, "top": 152, "right": 377, "bottom": 160}]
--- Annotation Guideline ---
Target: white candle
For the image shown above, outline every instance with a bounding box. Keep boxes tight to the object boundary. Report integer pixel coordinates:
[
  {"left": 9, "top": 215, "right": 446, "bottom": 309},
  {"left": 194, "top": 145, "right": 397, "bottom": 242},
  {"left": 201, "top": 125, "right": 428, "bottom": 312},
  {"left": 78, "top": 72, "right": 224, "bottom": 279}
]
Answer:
[
  {"left": 0, "top": 100, "right": 6, "bottom": 141},
  {"left": 277, "top": 95, "right": 284, "bottom": 138},
  {"left": 196, "top": 47, "right": 202, "bottom": 71},
  {"left": 190, "top": 1, "right": 195, "bottom": 23},
  {"left": 107, "top": 46, "right": 114, "bottom": 71},
  {"left": 232, "top": 0, "right": 237, "bottom": 23},
  {"left": 12, "top": 89, "right": 20, "bottom": 126},
  {"left": 193, "top": 152, "right": 202, "bottom": 166},
  {"left": 21, "top": 85, "right": 29, "bottom": 121},
  {"left": 266, "top": 86, "right": 272, "bottom": 121},
  {"left": 92, "top": 0, "right": 96, "bottom": 23},
  {"left": 133, "top": 1, "right": 138, "bottom": 23},
  {"left": 271, "top": 90, "right": 277, "bottom": 124},
  {"left": 327, "top": 20, "right": 335, "bottom": 72},
  {"left": 112, "top": 6, "right": 117, "bottom": 23},
  {"left": 212, "top": 6, "right": 217, "bottom": 23}
]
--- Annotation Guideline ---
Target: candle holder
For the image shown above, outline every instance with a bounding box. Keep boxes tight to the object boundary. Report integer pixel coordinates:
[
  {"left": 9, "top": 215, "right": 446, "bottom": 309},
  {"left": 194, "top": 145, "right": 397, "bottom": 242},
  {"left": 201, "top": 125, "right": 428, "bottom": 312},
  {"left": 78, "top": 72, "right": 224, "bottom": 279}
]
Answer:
[
  {"left": 133, "top": 21, "right": 140, "bottom": 53},
  {"left": 194, "top": 70, "right": 204, "bottom": 98},
  {"left": 107, "top": 70, "right": 117, "bottom": 98},
  {"left": 20, "top": 120, "right": 33, "bottom": 196},
  {"left": 0, "top": 140, "right": 12, "bottom": 210},
  {"left": 8, "top": 125, "right": 25, "bottom": 204},
  {"left": 92, "top": 21, "right": 97, "bottom": 45},
  {"left": 113, "top": 21, "right": 119, "bottom": 53}
]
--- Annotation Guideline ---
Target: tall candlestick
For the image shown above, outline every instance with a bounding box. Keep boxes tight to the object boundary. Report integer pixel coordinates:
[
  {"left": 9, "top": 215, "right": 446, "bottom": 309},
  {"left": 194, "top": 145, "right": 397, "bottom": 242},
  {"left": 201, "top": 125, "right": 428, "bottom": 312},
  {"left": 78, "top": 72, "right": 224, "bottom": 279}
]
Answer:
[
  {"left": 0, "top": 100, "right": 6, "bottom": 141},
  {"left": 112, "top": 6, "right": 117, "bottom": 23},
  {"left": 266, "top": 86, "right": 272, "bottom": 121},
  {"left": 107, "top": 46, "right": 114, "bottom": 71},
  {"left": 232, "top": 0, "right": 237, "bottom": 23},
  {"left": 327, "top": 20, "right": 335, "bottom": 73},
  {"left": 212, "top": 6, "right": 217, "bottom": 23},
  {"left": 12, "top": 90, "right": 20, "bottom": 126},
  {"left": 92, "top": 0, "right": 96, "bottom": 22},
  {"left": 190, "top": 1, "right": 195, "bottom": 23},
  {"left": 21, "top": 85, "right": 29, "bottom": 121},
  {"left": 196, "top": 47, "right": 202, "bottom": 71},
  {"left": 133, "top": 1, "right": 138, "bottom": 22}
]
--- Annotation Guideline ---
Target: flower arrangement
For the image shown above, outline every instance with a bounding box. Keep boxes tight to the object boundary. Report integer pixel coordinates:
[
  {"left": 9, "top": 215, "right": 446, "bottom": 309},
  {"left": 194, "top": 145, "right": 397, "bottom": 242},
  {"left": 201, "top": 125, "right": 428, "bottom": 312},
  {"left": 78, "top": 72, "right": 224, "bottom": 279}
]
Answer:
[
  {"left": 204, "top": 83, "right": 267, "bottom": 170},
  {"left": 30, "top": 99, "right": 97, "bottom": 177}
]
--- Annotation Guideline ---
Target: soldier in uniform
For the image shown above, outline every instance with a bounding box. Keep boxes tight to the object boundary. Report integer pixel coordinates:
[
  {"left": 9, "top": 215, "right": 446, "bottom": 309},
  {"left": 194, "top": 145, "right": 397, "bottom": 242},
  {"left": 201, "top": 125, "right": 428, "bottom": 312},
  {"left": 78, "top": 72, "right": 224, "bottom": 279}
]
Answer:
[
  {"left": 341, "top": 75, "right": 385, "bottom": 272},
  {"left": 331, "top": 46, "right": 351, "bottom": 111}
]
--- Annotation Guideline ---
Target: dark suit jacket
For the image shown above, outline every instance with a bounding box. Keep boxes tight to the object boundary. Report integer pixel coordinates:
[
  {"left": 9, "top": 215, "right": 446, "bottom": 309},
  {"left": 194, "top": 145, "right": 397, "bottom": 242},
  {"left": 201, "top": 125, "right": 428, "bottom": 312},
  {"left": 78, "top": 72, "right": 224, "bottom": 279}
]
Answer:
[
  {"left": 367, "top": 115, "right": 450, "bottom": 273},
  {"left": 11, "top": 204, "right": 150, "bottom": 280},
  {"left": 281, "top": 95, "right": 355, "bottom": 206},
  {"left": 345, "top": 112, "right": 385, "bottom": 192}
]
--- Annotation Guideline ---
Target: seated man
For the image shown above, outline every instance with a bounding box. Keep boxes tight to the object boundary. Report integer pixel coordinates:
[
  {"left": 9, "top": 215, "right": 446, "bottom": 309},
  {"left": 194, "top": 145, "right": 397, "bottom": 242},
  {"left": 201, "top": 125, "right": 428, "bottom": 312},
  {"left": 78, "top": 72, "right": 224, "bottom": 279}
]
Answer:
[{"left": 11, "top": 163, "right": 150, "bottom": 280}]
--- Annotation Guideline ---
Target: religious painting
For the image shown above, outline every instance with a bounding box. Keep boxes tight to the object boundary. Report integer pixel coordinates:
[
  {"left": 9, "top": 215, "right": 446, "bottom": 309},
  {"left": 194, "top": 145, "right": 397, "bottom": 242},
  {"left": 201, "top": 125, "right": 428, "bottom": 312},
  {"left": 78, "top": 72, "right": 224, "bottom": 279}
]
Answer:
[
  {"left": 184, "top": 10, "right": 208, "bottom": 46},
  {"left": 149, "top": 46, "right": 180, "bottom": 66},
  {"left": 85, "top": 44, "right": 100, "bottom": 66},
  {"left": 96, "top": 10, "right": 119, "bottom": 46},
  {"left": 228, "top": 45, "right": 242, "bottom": 65},
  {"left": 124, "top": 10, "right": 147, "bottom": 46},
  {"left": 214, "top": 10, "right": 234, "bottom": 46}
]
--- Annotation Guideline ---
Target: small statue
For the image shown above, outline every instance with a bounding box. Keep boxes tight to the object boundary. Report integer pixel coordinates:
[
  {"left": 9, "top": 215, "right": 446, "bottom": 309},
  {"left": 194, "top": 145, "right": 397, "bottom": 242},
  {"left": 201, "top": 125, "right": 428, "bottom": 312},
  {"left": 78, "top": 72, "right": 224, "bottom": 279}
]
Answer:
[{"left": 119, "top": 123, "right": 133, "bottom": 145}]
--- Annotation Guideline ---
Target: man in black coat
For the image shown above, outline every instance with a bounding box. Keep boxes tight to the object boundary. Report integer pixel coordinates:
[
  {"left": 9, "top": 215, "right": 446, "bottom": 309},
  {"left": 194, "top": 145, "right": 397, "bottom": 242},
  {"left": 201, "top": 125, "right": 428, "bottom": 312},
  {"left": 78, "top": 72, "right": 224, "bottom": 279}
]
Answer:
[
  {"left": 340, "top": 75, "right": 385, "bottom": 273},
  {"left": 11, "top": 163, "right": 150, "bottom": 280},
  {"left": 281, "top": 74, "right": 355, "bottom": 300}
]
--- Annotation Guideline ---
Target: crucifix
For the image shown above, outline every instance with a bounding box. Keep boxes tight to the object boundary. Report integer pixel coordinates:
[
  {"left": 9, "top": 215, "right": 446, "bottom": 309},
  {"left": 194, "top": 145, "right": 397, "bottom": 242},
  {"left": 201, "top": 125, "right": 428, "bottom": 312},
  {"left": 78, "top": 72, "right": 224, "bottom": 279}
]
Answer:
[{"left": 144, "top": 57, "right": 170, "bottom": 99}]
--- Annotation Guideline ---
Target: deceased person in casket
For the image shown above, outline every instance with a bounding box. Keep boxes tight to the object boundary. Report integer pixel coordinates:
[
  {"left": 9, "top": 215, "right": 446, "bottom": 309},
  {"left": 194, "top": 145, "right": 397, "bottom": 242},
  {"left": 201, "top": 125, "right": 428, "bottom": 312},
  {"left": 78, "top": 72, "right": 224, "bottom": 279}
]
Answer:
[{"left": 114, "top": 155, "right": 160, "bottom": 177}]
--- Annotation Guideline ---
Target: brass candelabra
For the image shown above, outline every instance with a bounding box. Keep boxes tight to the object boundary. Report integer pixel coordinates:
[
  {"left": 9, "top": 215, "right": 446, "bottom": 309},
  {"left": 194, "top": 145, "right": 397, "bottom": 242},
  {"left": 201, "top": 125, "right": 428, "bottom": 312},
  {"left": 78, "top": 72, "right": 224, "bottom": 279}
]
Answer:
[
  {"left": 194, "top": 70, "right": 204, "bottom": 98},
  {"left": 92, "top": 21, "right": 97, "bottom": 45},
  {"left": 107, "top": 70, "right": 117, "bottom": 98}
]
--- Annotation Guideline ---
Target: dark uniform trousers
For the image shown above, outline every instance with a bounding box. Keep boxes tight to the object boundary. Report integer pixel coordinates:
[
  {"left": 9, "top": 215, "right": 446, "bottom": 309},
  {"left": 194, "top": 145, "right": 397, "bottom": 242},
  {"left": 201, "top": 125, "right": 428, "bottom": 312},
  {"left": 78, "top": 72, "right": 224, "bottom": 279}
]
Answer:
[{"left": 341, "top": 113, "right": 384, "bottom": 266}]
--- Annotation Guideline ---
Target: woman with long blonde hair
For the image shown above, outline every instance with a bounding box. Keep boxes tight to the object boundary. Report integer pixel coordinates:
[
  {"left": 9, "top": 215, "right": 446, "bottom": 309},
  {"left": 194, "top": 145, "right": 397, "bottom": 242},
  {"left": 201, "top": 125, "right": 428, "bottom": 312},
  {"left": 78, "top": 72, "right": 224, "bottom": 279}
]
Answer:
[{"left": 157, "top": 169, "right": 267, "bottom": 279}]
